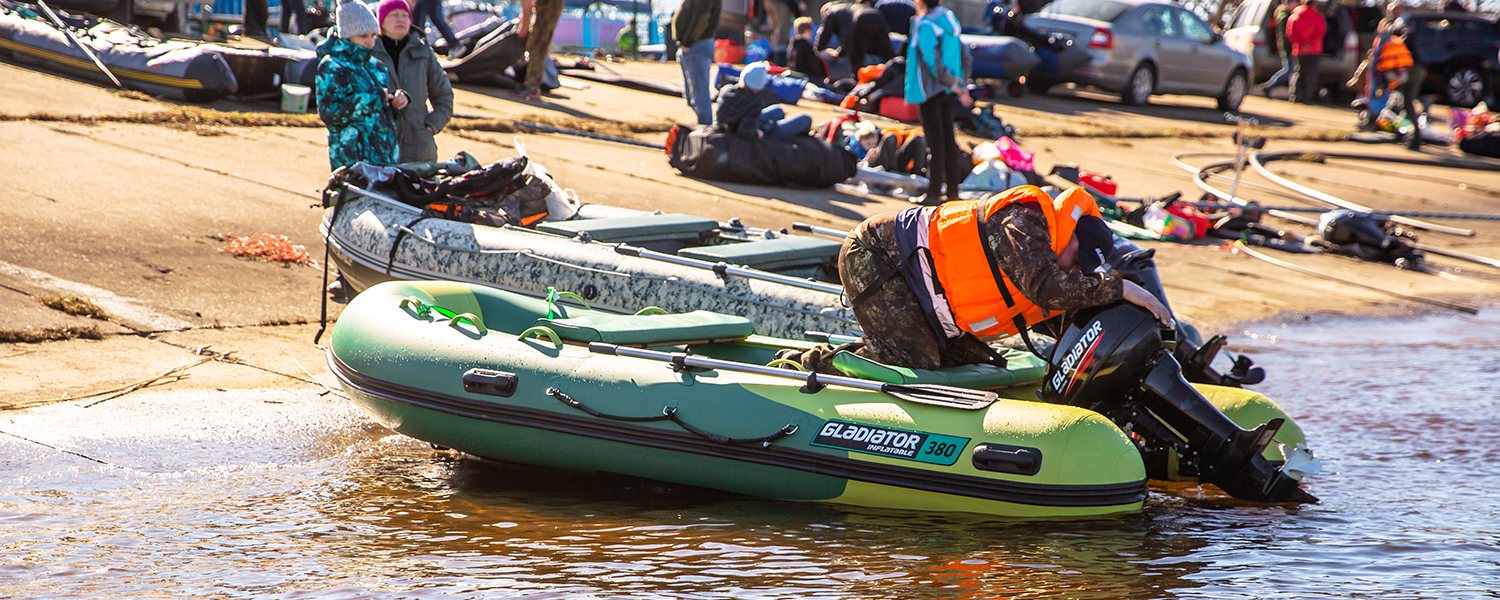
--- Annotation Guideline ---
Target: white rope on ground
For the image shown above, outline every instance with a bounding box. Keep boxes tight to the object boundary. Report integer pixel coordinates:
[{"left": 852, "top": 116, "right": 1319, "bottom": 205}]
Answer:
[{"left": 1233, "top": 241, "right": 1479, "bottom": 315}]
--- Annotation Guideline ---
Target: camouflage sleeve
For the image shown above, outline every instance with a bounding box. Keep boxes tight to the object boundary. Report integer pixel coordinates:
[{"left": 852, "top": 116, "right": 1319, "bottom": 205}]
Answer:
[{"left": 986, "top": 204, "right": 1123, "bottom": 311}]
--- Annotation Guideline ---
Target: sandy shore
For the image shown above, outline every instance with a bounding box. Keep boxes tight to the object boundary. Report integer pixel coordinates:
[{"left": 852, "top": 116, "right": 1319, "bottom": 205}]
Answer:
[{"left": 3, "top": 54, "right": 1498, "bottom": 408}]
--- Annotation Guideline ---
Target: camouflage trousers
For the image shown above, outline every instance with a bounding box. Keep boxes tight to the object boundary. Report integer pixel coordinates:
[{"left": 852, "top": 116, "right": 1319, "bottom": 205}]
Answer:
[{"left": 837, "top": 212, "right": 996, "bottom": 371}]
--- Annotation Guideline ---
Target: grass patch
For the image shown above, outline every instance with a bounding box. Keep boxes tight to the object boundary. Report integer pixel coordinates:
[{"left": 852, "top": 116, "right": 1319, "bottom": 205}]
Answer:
[
  {"left": 0, "top": 107, "right": 676, "bottom": 138},
  {"left": 2, "top": 105, "right": 1348, "bottom": 141},
  {"left": 37, "top": 295, "right": 110, "bottom": 320},
  {"left": 257, "top": 317, "right": 310, "bottom": 326},
  {"left": 109, "top": 89, "right": 157, "bottom": 102},
  {"left": 0, "top": 325, "right": 103, "bottom": 343},
  {"left": 450, "top": 112, "right": 677, "bottom": 138}
]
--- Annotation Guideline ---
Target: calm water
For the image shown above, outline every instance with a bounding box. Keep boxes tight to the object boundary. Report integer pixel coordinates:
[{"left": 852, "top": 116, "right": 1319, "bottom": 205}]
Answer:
[{"left": 3, "top": 312, "right": 1499, "bottom": 599}]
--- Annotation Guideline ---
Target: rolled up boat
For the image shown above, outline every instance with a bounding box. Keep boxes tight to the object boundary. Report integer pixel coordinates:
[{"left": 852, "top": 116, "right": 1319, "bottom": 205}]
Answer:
[{"left": 0, "top": 0, "right": 235, "bottom": 101}]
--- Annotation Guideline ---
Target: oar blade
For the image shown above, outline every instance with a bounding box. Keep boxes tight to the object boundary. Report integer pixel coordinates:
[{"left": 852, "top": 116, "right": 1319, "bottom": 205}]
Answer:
[{"left": 880, "top": 383, "right": 998, "bottom": 411}]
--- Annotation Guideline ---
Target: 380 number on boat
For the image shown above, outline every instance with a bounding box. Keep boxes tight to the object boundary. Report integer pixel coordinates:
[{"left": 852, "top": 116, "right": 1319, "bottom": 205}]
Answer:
[{"left": 811, "top": 420, "right": 970, "bottom": 466}]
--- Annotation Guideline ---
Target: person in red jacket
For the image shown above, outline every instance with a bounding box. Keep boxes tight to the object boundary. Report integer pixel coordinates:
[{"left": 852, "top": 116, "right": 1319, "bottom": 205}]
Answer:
[{"left": 1285, "top": 0, "right": 1328, "bottom": 104}]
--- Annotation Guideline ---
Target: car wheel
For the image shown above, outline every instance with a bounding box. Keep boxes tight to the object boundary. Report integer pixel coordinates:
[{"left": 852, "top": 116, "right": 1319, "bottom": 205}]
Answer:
[
  {"left": 1217, "top": 69, "right": 1248, "bottom": 112},
  {"left": 1026, "top": 76, "right": 1054, "bottom": 94},
  {"left": 1122, "top": 64, "right": 1155, "bottom": 106},
  {"left": 1446, "top": 64, "right": 1486, "bottom": 108}
]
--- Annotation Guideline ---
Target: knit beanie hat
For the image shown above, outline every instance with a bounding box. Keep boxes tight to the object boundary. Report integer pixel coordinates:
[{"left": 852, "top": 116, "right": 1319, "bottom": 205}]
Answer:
[
  {"left": 337, "top": 0, "right": 380, "bottom": 38},
  {"left": 740, "top": 61, "right": 770, "bottom": 91},
  {"left": 377, "top": 0, "right": 411, "bottom": 27}
]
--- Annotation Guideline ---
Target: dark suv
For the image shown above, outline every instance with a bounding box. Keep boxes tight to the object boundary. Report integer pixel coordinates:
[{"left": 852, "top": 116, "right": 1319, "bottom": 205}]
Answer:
[{"left": 1396, "top": 12, "right": 1500, "bottom": 107}]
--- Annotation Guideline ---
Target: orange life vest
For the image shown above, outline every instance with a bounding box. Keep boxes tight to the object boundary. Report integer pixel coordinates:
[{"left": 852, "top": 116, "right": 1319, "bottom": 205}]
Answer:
[
  {"left": 1376, "top": 35, "right": 1414, "bottom": 73},
  {"left": 925, "top": 186, "right": 1102, "bottom": 338}
]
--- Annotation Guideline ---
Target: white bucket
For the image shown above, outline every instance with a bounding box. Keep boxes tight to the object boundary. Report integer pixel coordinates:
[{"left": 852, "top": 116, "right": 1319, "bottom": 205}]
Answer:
[{"left": 281, "top": 84, "right": 311, "bottom": 113}]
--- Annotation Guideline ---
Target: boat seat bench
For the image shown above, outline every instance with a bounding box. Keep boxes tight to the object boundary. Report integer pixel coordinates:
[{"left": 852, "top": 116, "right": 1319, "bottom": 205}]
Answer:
[
  {"left": 534, "top": 310, "right": 755, "bottom": 347},
  {"left": 536, "top": 214, "right": 719, "bottom": 243},
  {"left": 830, "top": 349, "right": 1048, "bottom": 388},
  {"left": 678, "top": 236, "right": 843, "bottom": 271}
]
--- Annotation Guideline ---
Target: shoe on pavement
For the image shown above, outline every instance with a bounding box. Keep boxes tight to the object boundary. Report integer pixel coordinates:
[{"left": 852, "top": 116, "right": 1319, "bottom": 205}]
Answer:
[{"left": 510, "top": 85, "right": 541, "bottom": 100}]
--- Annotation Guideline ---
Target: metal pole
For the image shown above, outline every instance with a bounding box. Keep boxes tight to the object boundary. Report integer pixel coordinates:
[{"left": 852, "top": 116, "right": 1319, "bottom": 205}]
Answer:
[
  {"left": 592, "top": 342, "right": 889, "bottom": 392},
  {"left": 37, "top": 0, "right": 124, "bottom": 90},
  {"left": 791, "top": 222, "right": 851, "bottom": 239},
  {"left": 614, "top": 244, "right": 845, "bottom": 296}
]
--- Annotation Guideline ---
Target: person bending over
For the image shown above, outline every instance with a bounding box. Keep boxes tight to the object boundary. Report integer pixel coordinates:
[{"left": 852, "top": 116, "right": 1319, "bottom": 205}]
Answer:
[
  {"left": 816, "top": 0, "right": 896, "bottom": 70},
  {"left": 782, "top": 186, "right": 1171, "bottom": 372}
]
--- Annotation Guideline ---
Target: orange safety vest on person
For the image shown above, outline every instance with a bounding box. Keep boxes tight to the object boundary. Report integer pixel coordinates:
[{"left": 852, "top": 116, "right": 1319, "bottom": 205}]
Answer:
[
  {"left": 925, "top": 185, "right": 1102, "bottom": 338},
  {"left": 1376, "top": 35, "right": 1414, "bottom": 73}
]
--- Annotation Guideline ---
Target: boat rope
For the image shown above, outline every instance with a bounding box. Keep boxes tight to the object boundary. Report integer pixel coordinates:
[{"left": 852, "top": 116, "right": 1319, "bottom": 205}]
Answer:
[
  {"left": 1250, "top": 151, "right": 1474, "bottom": 237},
  {"left": 1233, "top": 242, "right": 1479, "bottom": 315},
  {"left": 545, "top": 387, "right": 798, "bottom": 448},
  {"left": 1176, "top": 153, "right": 1500, "bottom": 272},
  {"left": 379, "top": 228, "right": 860, "bottom": 325},
  {"left": 314, "top": 181, "right": 354, "bottom": 345},
  {"left": 387, "top": 216, "right": 433, "bottom": 275},
  {"left": 0, "top": 428, "right": 132, "bottom": 471}
]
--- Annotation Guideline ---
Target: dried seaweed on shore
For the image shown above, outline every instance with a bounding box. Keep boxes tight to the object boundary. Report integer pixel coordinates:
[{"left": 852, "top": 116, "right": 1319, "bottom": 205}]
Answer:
[
  {"left": 218, "top": 231, "right": 319, "bottom": 267},
  {"left": 37, "top": 295, "right": 109, "bottom": 321},
  {"left": 0, "top": 325, "right": 103, "bottom": 343}
]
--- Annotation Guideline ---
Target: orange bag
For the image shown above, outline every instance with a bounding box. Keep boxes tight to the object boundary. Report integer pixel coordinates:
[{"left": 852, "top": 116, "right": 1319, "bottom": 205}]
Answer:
[{"left": 714, "top": 39, "right": 745, "bottom": 64}]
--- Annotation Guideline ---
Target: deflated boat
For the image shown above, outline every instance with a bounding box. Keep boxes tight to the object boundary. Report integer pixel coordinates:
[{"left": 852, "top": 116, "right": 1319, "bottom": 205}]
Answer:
[
  {"left": 321, "top": 164, "right": 861, "bottom": 340},
  {"left": 327, "top": 280, "right": 1320, "bottom": 517},
  {"left": 0, "top": 0, "right": 315, "bottom": 101}
]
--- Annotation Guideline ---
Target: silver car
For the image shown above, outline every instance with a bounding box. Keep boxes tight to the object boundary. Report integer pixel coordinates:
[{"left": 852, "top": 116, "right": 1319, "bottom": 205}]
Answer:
[{"left": 1025, "top": 0, "right": 1253, "bottom": 110}]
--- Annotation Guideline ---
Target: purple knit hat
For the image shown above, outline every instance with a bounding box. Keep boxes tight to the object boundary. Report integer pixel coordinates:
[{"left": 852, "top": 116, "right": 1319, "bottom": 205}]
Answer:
[{"left": 377, "top": 0, "right": 411, "bottom": 26}]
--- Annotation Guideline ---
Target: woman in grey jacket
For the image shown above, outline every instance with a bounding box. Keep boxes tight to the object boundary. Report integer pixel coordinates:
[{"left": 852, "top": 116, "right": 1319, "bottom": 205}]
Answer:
[{"left": 372, "top": 0, "right": 455, "bottom": 163}]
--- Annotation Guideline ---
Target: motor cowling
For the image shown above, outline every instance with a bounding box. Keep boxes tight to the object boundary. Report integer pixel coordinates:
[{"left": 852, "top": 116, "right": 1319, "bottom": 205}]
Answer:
[{"left": 1039, "top": 303, "right": 1167, "bottom": 412}]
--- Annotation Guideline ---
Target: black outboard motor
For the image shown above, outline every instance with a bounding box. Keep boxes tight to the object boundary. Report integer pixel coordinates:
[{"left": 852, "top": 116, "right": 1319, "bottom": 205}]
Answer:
[
  {"left": 1107, "top": 238, "right": 1265, "bottom": 388},
  {"left": 1040, "top": 303, "right": 1317, "bottom": 503}
]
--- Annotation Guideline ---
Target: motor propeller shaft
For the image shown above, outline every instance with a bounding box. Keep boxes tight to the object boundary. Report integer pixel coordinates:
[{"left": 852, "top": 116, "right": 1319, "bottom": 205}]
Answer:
[{"left": 1139, "top": 353, "right": 1319, "bottom": 504}]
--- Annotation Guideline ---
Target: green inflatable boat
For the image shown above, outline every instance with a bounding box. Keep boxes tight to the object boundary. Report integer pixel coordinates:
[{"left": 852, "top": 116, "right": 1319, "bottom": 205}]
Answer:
[{"left": 328, "top": 280, "right": 1318, "bottom": 517}]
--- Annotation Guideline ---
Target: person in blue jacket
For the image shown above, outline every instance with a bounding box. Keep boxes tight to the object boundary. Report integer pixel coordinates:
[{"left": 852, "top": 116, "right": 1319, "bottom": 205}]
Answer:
[
  {"left": 905, "top": 0, "right": 971, "bottom": 204},
  {"left": 316, "top": 0, "right": 407, "bottom": 171}
]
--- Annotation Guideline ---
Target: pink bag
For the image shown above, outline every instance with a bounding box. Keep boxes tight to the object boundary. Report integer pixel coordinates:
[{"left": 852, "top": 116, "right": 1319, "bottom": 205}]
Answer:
[{"left": 995, "top": 136, "right": 1034, "bottom": 172}]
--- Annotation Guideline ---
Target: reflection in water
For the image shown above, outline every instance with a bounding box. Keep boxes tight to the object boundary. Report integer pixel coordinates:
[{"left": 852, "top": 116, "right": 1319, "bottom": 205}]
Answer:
[{"left": 1, "top": 310, "right": 1497, "bottom": 598}]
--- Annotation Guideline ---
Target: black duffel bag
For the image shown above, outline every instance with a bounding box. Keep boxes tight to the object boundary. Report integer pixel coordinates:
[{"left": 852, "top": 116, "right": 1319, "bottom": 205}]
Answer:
[{"left": 666, "top": 125, "right": 857, "bottom": 189}]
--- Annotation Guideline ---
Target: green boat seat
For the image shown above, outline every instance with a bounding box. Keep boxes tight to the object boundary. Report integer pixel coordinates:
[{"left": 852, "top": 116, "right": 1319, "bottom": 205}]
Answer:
[
  {"left": 535, "top": 214, "right": 719, "bottom": 243},
  {"left": 534, "top": 310, "right": 756, "bottom": 347},
  {"left": 830, "top": 349, "right": 1048, "bottom": 389},
  {"left": 678, "top": 236, "right": 843, "bottom": 271}
]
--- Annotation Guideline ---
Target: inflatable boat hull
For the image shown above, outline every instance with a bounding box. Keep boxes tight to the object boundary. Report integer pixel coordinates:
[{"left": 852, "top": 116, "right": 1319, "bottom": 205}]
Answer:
[
  {"left": 329, "top": 280, "right": 1151, "bottom": 517},
  {"left": 323, "top": 191, "right": 861, "bottom": 339}
]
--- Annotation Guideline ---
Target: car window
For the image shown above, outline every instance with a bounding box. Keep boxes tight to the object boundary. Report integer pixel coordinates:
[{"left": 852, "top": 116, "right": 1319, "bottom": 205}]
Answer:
[
  {"left": 1178, "top": 9, "right": 1216, "bottom": 42},
  {"left": 1227, "top": 0, "right": 1264, "bottom": 30},
  {"left": 1037, "top": 0, "right": 1132, "bottom": 22},
  {"left": 1140, "top": 6, "right": 1181, "bottom": 37}
]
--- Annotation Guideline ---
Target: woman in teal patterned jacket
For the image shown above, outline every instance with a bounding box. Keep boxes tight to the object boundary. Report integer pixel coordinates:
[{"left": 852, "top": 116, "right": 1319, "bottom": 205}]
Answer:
[{"left": 316, "top": 0, "right": 407, "bottom": 170}]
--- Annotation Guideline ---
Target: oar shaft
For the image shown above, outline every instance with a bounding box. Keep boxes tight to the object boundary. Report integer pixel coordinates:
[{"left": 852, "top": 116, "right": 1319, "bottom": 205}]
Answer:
[
  {"left": 589, "top": 342, "right": 886, "bottom": 392},
  {"left": 792, "top": 223, "right": 852, "bottom": 239},
  {"left": 614, "top": 244, "right": 844, "bottom": 296},
  {"left": 37, "top": 1, "right": 123, "bottom": 90}
]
